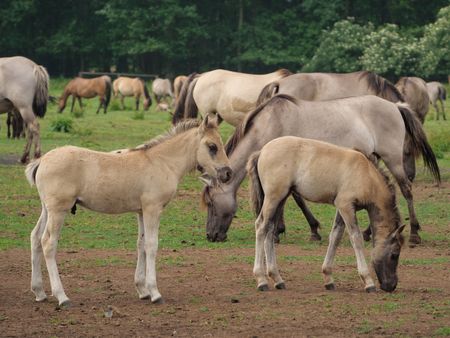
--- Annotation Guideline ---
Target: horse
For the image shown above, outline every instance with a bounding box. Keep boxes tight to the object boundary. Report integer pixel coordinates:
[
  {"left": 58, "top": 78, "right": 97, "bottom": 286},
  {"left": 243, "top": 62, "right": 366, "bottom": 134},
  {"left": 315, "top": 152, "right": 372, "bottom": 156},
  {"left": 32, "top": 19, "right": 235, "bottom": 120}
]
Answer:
[
  {"left": 6, "top": 109, "right": 25, "bottom": 139},
  {"left": 256, "top": 71, "right": 404, "bottom": 107},
  {"left": 202, "top": 95, "right": 440, "bottom": 245},
  {"left": 247, "top": 137, "right": 405, "bottom": 293},
  {"left": 58, "top": 75, "right": 111, "bottom": 114},
  {"left": 152, "top": 78, "right": 174, "bottom": 104},
  {"left": 172, "top": 69, "right": 292, "bottom": 126},
  {"left": 395, "top": 77, "right": 429, "bottom": 123},
  {"left": 113, "top": 77, "right": 152, "bottom": 111},
  {"left": 25, "top": 115, "right": 232, "bottom": 307},
  {"left": 173, "top": 75, "right": 187, "bottom": 102},
  {"left": 0, "top": 56, "right": 49, "bottom": 163},
  {"left": 426, "top": 81, "right": 446, "bottom": 120}
]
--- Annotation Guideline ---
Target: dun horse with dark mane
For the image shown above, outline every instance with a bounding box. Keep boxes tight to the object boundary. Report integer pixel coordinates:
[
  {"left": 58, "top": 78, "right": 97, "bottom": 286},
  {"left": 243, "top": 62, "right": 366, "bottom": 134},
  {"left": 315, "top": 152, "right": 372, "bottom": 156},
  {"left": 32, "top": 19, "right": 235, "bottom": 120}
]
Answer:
[{"left": 113, "top": 77, "right": 152, "bottom": 111}]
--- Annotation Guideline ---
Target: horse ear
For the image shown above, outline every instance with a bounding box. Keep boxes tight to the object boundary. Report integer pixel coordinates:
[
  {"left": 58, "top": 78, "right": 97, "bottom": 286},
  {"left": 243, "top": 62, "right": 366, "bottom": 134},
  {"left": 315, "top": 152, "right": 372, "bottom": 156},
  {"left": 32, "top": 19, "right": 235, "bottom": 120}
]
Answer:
[{"left": 390, "top": 224, "right": 406, "bottom": 241}]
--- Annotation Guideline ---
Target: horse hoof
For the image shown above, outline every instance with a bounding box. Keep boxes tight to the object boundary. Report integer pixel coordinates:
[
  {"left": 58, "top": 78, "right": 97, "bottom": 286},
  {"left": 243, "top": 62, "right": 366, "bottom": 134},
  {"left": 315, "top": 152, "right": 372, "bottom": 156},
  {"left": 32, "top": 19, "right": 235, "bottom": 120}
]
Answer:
[
  {"left": 365, "top": 286, "right": 376, "bottom": 293},
  {"left": 325, "top": 283, "right": 336, "bottom": 291},
  {"left": 409, "top": 234, "right": 421, "bottom": 246},
  {"left": 362, "top": 232, "right": 371, "bottom": 242},
  {"left": 310, "top": 233, "right": 321, "bottom": 241},
  {"left": 139, "top": 294, "right": 151, "bottom": 300},
  {"left": 152, "top": 297, "right": 164, "bottom": 304},
  {"left": 35, "top": 296, "right": 48, "bottom": 302},
  {"left": 275, "top": 282, "right": 286, "bottom": 290},
  {"left": 257, "top": 284, "right": 269, "bottom": 291}
]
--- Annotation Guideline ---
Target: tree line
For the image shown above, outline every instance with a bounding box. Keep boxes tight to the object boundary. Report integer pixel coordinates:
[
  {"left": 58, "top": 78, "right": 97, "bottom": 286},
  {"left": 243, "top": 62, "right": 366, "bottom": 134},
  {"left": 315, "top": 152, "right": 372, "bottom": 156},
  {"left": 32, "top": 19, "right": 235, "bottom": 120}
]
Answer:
[{"left": 1, "top": 0, "right": 448, "bottom": 81}]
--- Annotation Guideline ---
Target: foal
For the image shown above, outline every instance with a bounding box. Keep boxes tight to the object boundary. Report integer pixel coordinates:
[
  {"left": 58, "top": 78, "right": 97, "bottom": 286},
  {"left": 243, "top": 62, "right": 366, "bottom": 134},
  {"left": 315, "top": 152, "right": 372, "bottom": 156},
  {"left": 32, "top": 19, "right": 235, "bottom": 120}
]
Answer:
[
  {"left": 26, "top": 116, "right": 232, "bottom": 307},
  {"left": 248, "top": 137, "right": 405, "bottom": 293}
]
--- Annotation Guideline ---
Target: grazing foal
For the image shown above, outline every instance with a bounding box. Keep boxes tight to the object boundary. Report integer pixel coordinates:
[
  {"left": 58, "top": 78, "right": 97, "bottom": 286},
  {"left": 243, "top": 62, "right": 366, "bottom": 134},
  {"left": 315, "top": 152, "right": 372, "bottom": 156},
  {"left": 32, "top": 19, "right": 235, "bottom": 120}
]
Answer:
[
  {"left": 26, "top": 116, "right": 232, "bottom": 307},
  {"left": 248, "top": 137, "right": 405, "bottom": 293}
]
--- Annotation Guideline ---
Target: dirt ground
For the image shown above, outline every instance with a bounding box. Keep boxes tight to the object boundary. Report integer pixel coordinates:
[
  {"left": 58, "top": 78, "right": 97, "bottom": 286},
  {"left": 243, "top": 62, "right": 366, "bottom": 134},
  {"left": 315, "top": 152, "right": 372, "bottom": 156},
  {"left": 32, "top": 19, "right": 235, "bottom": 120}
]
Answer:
[{"left": 1, "top": 244, "right": 449, "bottom": 337}]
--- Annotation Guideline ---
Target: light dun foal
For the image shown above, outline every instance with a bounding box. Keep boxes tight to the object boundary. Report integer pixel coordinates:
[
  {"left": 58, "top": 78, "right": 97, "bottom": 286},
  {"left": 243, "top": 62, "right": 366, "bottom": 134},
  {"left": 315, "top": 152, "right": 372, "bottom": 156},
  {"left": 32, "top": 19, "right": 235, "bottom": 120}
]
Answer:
[
  {"left": 248, "top": 137, "right": 405, "bottom": 293},
  {"left": 26, "top": 116, "right": 232, "bottom": 307}
]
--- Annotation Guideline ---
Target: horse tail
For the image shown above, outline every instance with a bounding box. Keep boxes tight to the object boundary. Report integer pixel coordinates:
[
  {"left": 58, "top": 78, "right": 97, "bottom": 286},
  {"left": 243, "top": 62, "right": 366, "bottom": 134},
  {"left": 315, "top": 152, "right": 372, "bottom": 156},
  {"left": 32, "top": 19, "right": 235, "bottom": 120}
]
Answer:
[
  {"left": 247, "top": 151, "right": 264, "bottom": 216},
  {"left": 172, "top": 73, "right": 198, "bottom": 124},
  {"left": 184, "top": 77, "right": 199, "bottom": 119},
  {"left": 142, "top": 80, "right": 152, "bottom": 106},
  {"left": 397, "top": 103, "right": 441, "bottom": 183},
  {"left": 25, "top": 158, "right": 41, "bottom": 186},
  {"left": 32, "top": 65, "right": 49, "bottom": 118},
  {"left": 256, "top": 82, "right": 279, "bottom": 107},
  {"left": 104, "top": 76, "right": 112, "bottom": 109},
  {"left": 438, "top": 85, "right": 446, "bottom": 101}
]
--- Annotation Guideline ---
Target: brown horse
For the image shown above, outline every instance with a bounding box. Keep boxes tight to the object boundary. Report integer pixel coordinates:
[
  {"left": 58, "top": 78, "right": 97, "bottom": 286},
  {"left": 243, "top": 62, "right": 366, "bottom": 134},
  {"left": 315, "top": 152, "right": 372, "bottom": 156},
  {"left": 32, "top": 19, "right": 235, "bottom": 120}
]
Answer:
[
  {"left": 248, "top": 137, "right": 405, "bottom": 293},
  {"left": 395, "top": 77, "right": 429, "bottom": 123},
  {"left": 426, "top": 81, "right": 446, "bottom": 120},
  {"left": 0, "top": 56, "right": 49, "bottom": 163},
  {"left": 113, "top": 77, "right": 152, "bottom": 111},
  {"left": 172, "top": 69, "right": 292, "bottom": 126},
  {"left": 58, "top": 76, "right": 112, "bottom": 114},
  {"left": 173, "top": 75, "right": 187, "bottom": 103}
]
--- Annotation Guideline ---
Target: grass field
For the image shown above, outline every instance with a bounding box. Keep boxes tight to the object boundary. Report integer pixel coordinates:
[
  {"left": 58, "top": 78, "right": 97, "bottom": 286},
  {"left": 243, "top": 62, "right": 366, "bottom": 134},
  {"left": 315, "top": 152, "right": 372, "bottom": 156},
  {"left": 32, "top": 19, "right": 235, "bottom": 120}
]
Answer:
[{"left": 0, "top": 79, "right": 449, "bottom": 337}]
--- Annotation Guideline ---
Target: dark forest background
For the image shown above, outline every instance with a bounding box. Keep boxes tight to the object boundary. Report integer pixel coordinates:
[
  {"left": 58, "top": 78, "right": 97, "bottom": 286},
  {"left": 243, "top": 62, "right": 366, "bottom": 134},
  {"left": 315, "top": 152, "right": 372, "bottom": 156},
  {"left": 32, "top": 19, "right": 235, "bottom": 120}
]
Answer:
[{"left": 1, "top": 0, "right": 448, "bottom": 81}]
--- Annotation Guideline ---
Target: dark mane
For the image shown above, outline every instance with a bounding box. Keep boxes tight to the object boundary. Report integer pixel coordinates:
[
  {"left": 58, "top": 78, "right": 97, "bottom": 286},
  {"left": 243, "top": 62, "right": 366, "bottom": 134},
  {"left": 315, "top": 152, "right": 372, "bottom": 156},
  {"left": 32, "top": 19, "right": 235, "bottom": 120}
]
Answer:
[
  {"left": 225, "top": 94, "right": 297, "bottom": 156},
  {"left": 276, "top": 68, "right": 293, "bottom": 78},
  {"left": 374, "top": 165, "right": 401, "bottom": 231},
  {"left": 131, "top": 119, "right": 200, "bottom": 152},
  {"left": 359, "top": 71, "right": 404, "bottom": 103}
]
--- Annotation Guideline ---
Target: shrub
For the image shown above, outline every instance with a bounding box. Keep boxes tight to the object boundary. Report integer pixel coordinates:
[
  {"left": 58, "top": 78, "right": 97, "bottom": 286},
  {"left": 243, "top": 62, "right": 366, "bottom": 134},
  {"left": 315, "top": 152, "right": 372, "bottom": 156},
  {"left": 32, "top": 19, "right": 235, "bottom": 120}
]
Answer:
[{"left": 50, "top": 117, "right": 73, "bottom": 133}]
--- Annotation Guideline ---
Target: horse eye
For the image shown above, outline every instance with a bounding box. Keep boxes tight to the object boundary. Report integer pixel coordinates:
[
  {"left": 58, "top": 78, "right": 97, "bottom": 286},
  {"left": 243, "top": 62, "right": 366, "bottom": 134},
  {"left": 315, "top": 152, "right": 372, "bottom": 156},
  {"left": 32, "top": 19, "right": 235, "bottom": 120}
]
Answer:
[{"left": 208, "top": 143, "right": 218, "bottom": 155}]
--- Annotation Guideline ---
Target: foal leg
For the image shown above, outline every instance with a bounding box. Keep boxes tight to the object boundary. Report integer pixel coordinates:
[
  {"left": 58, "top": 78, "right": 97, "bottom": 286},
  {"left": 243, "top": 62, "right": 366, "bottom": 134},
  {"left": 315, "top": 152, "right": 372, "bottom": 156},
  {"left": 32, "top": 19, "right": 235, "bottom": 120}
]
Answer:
[
  {"left": 321, "top": 211, "right": 345, "bottom": 290},
  {"left": 142, "top": 205, "right": 163, "bottom": 303},
  {"left": 41, "top": 209, "right": 70, "bottom": 306},
  {"left": 31, "top": 204, "right": 48, "bottom": 302},
  {"left": 292, "top": 191, "right": 322, "bottom": 241},
  {"left": 134, "top": 212, "right": 150, "bottom": 299},
  {"left": 70, "top": 95, "right": 76, "bottom": 113},
  {"left": 337, "top": 203, "right": 376, "bottom": 292},
  {"left": 264, "top": 219, "right": 285, "bottom": 289},
  {"left": 254, "top": 214, "right": 270, "bottom": 291}
]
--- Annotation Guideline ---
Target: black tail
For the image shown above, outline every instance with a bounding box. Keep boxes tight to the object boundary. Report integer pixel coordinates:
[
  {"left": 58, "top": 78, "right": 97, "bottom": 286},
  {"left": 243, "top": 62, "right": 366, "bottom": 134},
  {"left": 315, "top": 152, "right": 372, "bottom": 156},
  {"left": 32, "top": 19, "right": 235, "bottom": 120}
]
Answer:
[
  {"left": 397, "top": 104, "right": 441, "bottom": 183},
  {"left": 184, "top": 77, "right": 199, "bottom": 119},
  {"left": 172, "top": 73, "right": 198, "bottom": 124},
  {"left": 247, "top": 151, "right": 264, "bottom": 216},
  {"left": 438, "top": 85, "right": 447, "bottom": 101},
  {"left": 104, "top": 77, "right": 112, "bottom": 110},
  {"left": 256, "top": 82, "right": 279, "bottom": 107},
  {"left": 141, "top": 79, "right": 152, "bottom": 106},
  {"left": 32, "top": 65, "right": 49, "bottom": 118}
]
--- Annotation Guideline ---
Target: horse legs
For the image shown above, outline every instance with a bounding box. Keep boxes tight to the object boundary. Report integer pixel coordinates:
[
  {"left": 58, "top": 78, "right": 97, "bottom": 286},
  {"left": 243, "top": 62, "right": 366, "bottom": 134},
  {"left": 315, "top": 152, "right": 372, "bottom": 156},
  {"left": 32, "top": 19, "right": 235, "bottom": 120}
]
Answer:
[
  {"left": 31, "top": 120, "right": 41, "bottom": 158},
  {"left": 336, "top": 204, "right": 376, "bottom": 292},
  {"left": 292, "top": 191, "right": 322, "bottom": 241},
  {"left": 31, "top": 204, "right": 48, "bottom": 302},
  {"left": 7, "top": 111, "right": 12, "bottom": 138},
  {"left": 321, "top": 211, "right": 345, "bottom": 290},
  {"left": 77, "top": 97, "right": 83, "bottom": 109},
  {"left": 95, "top": 98, "right": 103, "bottom": 114},
  {"left": 41, "top": 209, "right": 70, "bottom": 306},
  {"left": 439, "top": 98, "right": 446, "bottom": 120},
  {"left": 120, "top": 95, "right": 125, "bottom": 110},
  {"left": 142, "top": 205, "right": 163, "bottom": 303},
  {"left": 254, "top": 196, "right": 285, "bottom": 291},
  {"left": 70, "top": 95, "right": 76, "bottom": 113},
  {"left": 135, "top": 95, "right": 140, "bottom": 111},
  {"left": 20, "top": 121, "right": 38, "bottom": 163},
  {"left": 134, "top": 212, "right": 150, "bottom": 299}
]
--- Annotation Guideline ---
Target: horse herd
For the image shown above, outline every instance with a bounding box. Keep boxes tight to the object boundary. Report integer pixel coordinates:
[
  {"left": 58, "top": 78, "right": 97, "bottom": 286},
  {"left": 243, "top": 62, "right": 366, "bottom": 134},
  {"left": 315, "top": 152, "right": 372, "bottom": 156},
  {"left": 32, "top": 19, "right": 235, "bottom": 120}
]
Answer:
[{"left": 0, "top": 55, "right": 446, "bottom": 307}]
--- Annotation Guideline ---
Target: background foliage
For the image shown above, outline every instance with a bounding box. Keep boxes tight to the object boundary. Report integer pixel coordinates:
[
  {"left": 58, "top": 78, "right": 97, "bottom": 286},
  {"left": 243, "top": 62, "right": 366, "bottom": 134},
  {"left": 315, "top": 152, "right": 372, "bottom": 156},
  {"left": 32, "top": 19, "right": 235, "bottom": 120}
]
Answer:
[{"left": 0, "top": 0, "right": 448, "bottom": 79}]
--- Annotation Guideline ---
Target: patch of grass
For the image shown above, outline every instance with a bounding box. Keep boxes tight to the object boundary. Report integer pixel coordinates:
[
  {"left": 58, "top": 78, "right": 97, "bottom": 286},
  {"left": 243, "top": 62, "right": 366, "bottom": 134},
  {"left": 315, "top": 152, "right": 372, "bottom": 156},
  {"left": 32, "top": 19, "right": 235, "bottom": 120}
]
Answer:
[
  {"left": 50, "top": 116, "right": 73, "bottom": 132},
  {"left": 131, "top": 111, "right": 145, "bottom": 120},
  {"left": 357, "top": 319, "right": 374, "bottom": 334},
  {"left": 434, "top": 327, "right": 450, "bottom": 336}
]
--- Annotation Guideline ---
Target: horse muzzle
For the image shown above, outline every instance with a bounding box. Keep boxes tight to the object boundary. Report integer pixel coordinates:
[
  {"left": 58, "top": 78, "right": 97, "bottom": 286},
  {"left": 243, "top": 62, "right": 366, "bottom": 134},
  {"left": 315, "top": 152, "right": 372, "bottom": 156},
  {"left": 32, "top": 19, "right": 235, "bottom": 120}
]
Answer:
[{"left": 217, "top": 166, "right": 232, "bottom": 183}]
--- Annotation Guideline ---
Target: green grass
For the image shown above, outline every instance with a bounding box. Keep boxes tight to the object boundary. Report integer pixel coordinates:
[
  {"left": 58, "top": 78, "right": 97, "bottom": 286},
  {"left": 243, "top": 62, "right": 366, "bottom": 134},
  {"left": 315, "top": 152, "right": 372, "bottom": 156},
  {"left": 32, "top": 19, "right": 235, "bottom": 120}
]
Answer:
[{"left": 0, "top": 79, "right": 449, "bottom": 252}]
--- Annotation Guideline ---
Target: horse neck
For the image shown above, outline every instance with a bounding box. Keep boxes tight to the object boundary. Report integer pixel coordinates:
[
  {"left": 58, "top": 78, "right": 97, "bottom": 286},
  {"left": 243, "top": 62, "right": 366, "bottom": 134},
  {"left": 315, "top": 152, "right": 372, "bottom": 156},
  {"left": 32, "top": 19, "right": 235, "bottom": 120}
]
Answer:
[
  {"left": 144, "top": 129, "right": 199, "bottom": 181},
  {"left": 366, "top": 182, "right": 399, "bottom": 246}
]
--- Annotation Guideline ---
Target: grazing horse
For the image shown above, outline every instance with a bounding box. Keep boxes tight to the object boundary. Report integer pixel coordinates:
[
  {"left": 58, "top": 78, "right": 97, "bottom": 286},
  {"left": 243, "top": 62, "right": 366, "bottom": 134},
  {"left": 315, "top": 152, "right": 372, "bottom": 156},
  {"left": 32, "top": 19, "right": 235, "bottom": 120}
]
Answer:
[
  {"left": 247, "top": 137, "right": 405, "bottom": 293},
  {"left": 113, "top": 77, "right": 152, "bottom": 111},
  {"left": 395, "top": 77, "right": 429, "bottom": 123},
  {"left": 202, "top": 95, "right": 440, "bottom": 245},
  {"left": 173, "top": 75, "right": 188, "bottom": 102},
  {"left": 0, "top": 56, "right": 49, "bottom": 163},
  {"left": 426, "top": 81, "right": 446, "bottom": 120},
  {"left": 58, "top": 76, "right": 112, "bottom": 114},
  {"left": 25, "top": 116, "right": 232, "bottom": 307},
  {"left": 152, "top": 78, "right": 174, "bottom": 104},
  {"left": 172, "top": 69, "right": 292, "bottom": 126},
  {"left": 256, "top": 71, "right": 404, "bottom": 106}
]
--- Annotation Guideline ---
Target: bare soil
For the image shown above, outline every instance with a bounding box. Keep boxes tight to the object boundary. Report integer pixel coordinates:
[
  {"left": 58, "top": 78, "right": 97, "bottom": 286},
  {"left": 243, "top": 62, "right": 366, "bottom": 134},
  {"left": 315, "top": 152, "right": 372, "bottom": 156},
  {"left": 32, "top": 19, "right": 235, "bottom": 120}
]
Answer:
[{"left": 1, "top": 244, "right": 449, "bottom": 337}]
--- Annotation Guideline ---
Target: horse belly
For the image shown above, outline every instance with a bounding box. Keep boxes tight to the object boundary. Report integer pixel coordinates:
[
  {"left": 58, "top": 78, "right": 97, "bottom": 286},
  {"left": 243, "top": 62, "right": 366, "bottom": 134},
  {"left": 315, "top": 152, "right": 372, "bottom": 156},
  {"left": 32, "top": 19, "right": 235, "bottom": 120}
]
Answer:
[{"left": 119, "top": 84, "right": 134, "bottom": 96}]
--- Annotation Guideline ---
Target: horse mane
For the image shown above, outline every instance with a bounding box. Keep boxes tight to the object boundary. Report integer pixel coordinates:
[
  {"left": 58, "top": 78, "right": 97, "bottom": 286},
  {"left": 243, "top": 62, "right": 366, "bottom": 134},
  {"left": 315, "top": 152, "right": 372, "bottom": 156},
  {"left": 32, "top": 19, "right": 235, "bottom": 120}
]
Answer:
[
  {"left": 359, "top": 71, "right": 404, "bottom": 103},
  {"left": 276, "top": 68, "right": 293, "bottom": 78},
  {"left": 131, "top": 119, "right": 201, "bottom": 152},
  {"left": 225, "top": 94, "right": 297, "bottom": 156}
]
